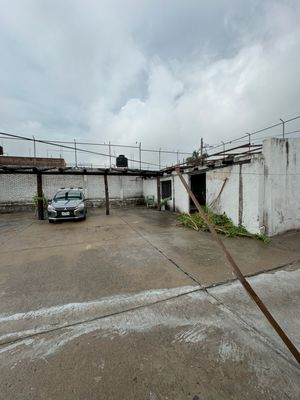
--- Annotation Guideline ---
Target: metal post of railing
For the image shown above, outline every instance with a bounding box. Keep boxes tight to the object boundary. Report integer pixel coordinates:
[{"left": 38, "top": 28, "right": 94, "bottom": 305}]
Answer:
[
  {"left": 221, "top": 141, "right": 225, "bottom": 159},
  {"left": 139, "top": 142, "right": 142, "bottom": 170},
  {"left": 109, "top": 141, "right": 112, "bottom": 168},
  {"left": 159, "top": 148, "right": 161, "bottom": 169},
  {"left": 246, "top": 133, "right": 251, "bottom": 154},
  {"left": 280, "top": 118, "right": 285, "bottom": 139},
  {"left": 33, "top": 136, "right": 36, "bottom": 158},
  {"left": 74, "top": 139, "right": 78, "bottom": 168}
]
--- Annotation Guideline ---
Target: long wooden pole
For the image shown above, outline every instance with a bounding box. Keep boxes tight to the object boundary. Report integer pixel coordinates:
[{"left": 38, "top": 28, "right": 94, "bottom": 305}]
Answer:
[
  {"left": 156, "top": 176, "right": 161, "bottom": 211},
  {"left": 36, "top": 172, "right": 44, "bottom": 220},
  {"left": 176, "top": 168, "right": 300, "bottom": 364},
  {"left": 104, "top": 173, "right": 109, "bottom": 215}
]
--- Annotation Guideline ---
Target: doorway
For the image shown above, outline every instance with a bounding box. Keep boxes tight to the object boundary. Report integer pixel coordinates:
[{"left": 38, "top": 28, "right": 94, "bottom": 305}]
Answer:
[{"left": 190, "top": 173, "right": 206, "bottom": 212}]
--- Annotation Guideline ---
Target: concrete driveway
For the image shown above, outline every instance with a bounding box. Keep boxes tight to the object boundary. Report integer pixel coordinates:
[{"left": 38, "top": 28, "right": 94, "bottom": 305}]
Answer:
[{"left": 0, "top": 207, "right": 299, "bottom": 399}]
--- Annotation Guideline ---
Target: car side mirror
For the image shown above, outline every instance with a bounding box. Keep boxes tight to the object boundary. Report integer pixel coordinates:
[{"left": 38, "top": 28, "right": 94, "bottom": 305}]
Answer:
[{"left": 48, "top": 199, "right": 52, "bottom": 204}]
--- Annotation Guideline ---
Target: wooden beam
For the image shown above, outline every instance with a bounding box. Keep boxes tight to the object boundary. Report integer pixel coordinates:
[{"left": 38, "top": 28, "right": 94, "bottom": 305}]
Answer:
[
  {"left": 36, "top": 172, "right": 44, "bottom": 220},
  {"left": 176, "top": 167, "right": 300, "bottom": 365},
  {"left": 104, "top": 173, "right": 109, "bottom": 215},
  {"left": 156, "top": 176, "right": 161, "bottom": 211},
  {"left": 0, "top": 168, "right": 161, "bottom": 177}
]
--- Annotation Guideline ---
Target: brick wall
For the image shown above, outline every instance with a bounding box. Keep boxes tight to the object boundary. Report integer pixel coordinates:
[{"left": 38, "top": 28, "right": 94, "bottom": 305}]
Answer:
[
  {"left": 0, "top": 174, "right": 143, "bottom": 207},
  {"left": 0, "top": 156, "right": 65, "bottom": 167}
]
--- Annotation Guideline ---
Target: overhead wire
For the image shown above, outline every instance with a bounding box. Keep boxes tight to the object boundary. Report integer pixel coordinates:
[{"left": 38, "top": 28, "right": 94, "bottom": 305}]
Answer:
[
  {"left": 0, "top": 131, "right": 160, "bottom": 168},
  {"left": 207, "top": 114, "right": 300, "bottom": 153},
  {"left": 0, "top": 136, "right": 192, "bottom": 156}
]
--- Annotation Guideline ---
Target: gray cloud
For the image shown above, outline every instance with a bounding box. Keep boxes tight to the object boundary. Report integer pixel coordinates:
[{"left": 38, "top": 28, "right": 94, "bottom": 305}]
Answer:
[{"left": 0, "top": 0, "right": 300, "bottom": 166}]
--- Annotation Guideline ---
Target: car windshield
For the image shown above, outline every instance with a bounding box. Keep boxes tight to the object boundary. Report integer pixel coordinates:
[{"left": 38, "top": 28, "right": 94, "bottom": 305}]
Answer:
[
  {"left": 68, "top": 190, "right": 82, "bottom": 199},
  {"left": 54, "top": 190, "right": 82, "bottom": 200}
]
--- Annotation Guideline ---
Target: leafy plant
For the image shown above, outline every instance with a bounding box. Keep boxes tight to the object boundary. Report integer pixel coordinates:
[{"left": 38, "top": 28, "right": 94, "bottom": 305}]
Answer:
[
  {"left": 186, "top": 150, "right": 207, "bottom": 165},
  {"left": 177, "top": 208, "right": 270, "bottom": 242},
  {"left": 161, "top": 197, "right": 171, "bottom": 206},
  {"left": 33, "top": 193, "right": 47, "bottom": 210}
]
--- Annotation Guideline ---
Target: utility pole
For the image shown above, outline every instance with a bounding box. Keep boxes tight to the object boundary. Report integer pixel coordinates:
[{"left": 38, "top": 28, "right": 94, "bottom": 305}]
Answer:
[
  {"left": 280, "top": 118, "right": 285, "bottom": 139},
  {"left": 200, "top": 137, "right": 203, "bottom": 157}
]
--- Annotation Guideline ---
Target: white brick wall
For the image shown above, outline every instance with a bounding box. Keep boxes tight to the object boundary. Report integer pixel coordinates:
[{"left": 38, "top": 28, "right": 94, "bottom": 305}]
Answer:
[
  {"left": 0, "top": 174, "right": 143, "bottom": 203},
  {"left": 0, "top": 174, "right": 36, "bottom": 202},
  {"left": 143, "top": 173, "right": 189, "bottom": 212}
]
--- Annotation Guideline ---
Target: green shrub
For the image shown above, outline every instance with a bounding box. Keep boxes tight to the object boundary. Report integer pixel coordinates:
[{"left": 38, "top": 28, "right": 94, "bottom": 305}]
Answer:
[
  {"left": 33, "top": 193, "right": 47, "bottom": 210},
  {"left": 176, "top": 208, "right": 270, "bottom": 242}
]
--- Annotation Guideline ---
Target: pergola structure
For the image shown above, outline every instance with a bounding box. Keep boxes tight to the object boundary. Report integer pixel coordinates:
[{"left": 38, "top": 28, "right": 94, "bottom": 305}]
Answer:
[
  {"left": 0, "top": 166, "right": 163, "bottom": 220},
  {"left": 1, "top": 160, "right": 300, "bottom": 365}
]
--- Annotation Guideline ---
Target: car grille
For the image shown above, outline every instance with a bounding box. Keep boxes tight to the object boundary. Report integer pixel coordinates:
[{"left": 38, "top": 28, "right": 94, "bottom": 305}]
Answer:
[{"left": 56, "top": 208, "right": 75, "bottom": 217}]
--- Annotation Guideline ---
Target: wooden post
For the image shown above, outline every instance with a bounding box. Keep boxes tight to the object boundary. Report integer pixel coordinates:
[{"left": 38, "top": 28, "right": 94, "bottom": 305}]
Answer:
[
  {"left": 36, "top": 172, "right": 44, "bottom": 220},
  {"left": 176, "top": 167, "right": 300, "bottom": 365},
  {"left": 104, "top": 173, "right": 109, "bottom": 215},
  {"left": 156, "top": 176, "right": 161, "bottom": 211}
]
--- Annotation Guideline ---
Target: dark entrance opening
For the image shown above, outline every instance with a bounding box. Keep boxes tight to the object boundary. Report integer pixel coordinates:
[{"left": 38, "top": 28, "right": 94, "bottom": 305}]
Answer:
[{"left": 190, "top": 173, "right": 206, "bottom": 212}]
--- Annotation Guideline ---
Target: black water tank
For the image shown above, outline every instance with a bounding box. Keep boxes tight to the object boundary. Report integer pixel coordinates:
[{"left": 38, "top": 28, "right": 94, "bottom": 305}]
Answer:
[
  {"left": 0, "top": 146, "right": 3, "bottom": 155},
  {"left": 116, "top": 154, "right": 128, "bottom": 168}
]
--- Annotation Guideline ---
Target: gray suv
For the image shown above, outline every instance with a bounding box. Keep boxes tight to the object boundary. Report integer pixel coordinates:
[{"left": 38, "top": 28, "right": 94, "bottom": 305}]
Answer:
[{"left": 48, "top": 188, "right": 87, "bottom": 223}]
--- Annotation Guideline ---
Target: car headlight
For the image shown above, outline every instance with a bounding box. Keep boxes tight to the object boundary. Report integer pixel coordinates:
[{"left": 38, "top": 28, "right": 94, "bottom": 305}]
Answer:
[
  {"left": 76, "top": 203, "right": 85, "bottom": 210},
  {"left": 48, "top": 204, "right": 55, "bottom": 211}
]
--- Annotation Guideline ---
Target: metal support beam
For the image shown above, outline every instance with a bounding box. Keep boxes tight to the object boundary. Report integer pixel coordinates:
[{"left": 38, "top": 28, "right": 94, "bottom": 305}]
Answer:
[
  {"left": 156, "top": 176, "right": 161, "bottom": 211},
  {"left": 176, "top": 167, "right": 300, "bottom": 365},
  {"left": 36, "top": 172, "right": 44, "bottom": 220},
  {"left": 104, "top": 173, "right": 109, "bottom": 215}
]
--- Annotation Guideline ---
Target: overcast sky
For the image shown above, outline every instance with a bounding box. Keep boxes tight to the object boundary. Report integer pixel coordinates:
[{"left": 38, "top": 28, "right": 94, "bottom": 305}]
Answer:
[{"left": 0, "top": 0, "right": 300, "bottom": 166}]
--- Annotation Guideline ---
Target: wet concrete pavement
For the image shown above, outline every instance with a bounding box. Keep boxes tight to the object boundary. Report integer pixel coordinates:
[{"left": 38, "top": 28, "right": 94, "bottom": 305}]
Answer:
[{"left": 0, "top": 207, "right": 299, "bottom": 399}]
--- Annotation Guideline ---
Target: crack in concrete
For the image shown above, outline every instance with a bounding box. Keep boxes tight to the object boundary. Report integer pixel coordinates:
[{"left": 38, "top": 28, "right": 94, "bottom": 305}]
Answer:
[
  {"left": 0, "top": 286, "right": 202, "bottom": 348},
  {"left": 119, "top": 216, "right": 201, "bottom": 286},
  {"left": 1, "top": 214, "right": 299, "bottom": 369},
  {"left": 118, "top": 216, "right": 300, "bottom": 368}
]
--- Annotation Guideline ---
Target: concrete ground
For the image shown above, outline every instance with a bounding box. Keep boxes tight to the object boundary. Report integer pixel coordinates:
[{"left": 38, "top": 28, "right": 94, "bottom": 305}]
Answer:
[{"left": 0, "top": 207, "right": 299, "bottom": 399}]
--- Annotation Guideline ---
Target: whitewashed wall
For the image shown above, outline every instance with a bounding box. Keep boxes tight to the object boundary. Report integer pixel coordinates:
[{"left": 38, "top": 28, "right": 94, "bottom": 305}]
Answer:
[
  {"left": 207, "top": 165, "right": 240, "bottom": 225},
  {"left": 142, "top": 177, "right": 157, "bottom": 204},
  {"left": 262, "top": 138, "right": 300, "bottom": 235},
  {"left": 241, "top": 158, "right": 264, "bottom": 233},
  {"left": 0, "top": 174, "right": 36, "bottom": 203},
  {"left": 206, "top": 156, "right": 264, "bottom": 234},
  {"left": 173, "top": 173, "right": 189, "bottom": 213},
  {"left": 142, "top": 173, "right": 190, "bottom": 213},
  {"left": 0, "top": 174, "right": 143, "bottom": 203},
  {"left": 207, "top": 138, "right": 300, "bottom": 236}
]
